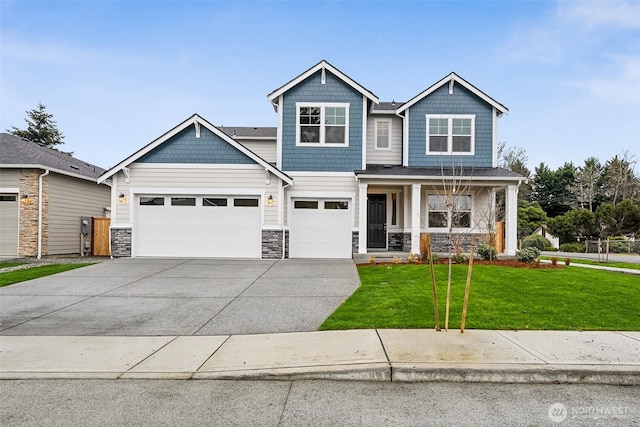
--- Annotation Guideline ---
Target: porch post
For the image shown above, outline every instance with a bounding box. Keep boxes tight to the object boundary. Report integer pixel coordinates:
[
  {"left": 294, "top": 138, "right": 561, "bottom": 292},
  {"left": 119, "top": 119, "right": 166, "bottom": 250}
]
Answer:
[
  {"left": 411, "top": 183, "right": 421, "bottom": 256},
  {"left": 358, "top": 183, "right": 368, "bottom": 254},
  {"left": 505, "top": 184, "right": 518, "bottom": 256}
]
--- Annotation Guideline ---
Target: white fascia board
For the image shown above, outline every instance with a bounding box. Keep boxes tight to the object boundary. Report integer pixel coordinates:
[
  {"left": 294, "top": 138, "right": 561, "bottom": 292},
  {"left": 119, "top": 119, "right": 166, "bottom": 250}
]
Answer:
[
  {"left": 396, "top": 72, "right": 509, "bottom": 115},
  {"left": 276, "top": 94, "right": 283, "bottom": 169},
  {"left": 267, "top": 60, "right": 379, "bottom": 104},
  {"left": 285, "top": 171, "right": 356, "bottom": 177},
  {"left": 361, "top": 95, "right": 367, "bottom": 170},
  {"left": 492, "top": 107, "right": 498, "bottom": 167},
  {"left": 1, "top": 164, "right": 102, "bottom": 183},
  {"left": 97, "top": 115, "right": 199, "bottom": 183}
]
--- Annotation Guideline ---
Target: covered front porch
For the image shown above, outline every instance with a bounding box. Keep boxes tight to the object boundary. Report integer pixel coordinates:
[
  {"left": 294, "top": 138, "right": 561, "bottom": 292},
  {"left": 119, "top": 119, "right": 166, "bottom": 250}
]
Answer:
[{"left": 354, "top": 166, "right": 524, "bottom": 257}]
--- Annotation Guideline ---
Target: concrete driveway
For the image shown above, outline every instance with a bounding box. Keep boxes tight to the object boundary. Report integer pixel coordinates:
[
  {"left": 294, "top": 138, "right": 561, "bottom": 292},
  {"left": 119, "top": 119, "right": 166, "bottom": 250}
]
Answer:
[{"left": 0, "top": 258, "right": 360, "bottom": 336}]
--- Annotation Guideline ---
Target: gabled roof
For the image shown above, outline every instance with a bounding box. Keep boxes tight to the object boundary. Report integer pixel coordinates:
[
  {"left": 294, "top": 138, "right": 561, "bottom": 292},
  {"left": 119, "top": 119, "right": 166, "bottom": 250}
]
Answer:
[
  {"left": 396, "top": 72, "right": 509, "bottom": 115},
  {"left": 0, "top": 132, "right": 106, "bottom": 181},
  {"left": 97, "top": 114, "right": 292, "bottom": 185},
  {"left": 267, "top": 60, "right": 379, "bottom": 106},
  {"left": 219, "top": 126, "right": 277, "bottom": 139}
]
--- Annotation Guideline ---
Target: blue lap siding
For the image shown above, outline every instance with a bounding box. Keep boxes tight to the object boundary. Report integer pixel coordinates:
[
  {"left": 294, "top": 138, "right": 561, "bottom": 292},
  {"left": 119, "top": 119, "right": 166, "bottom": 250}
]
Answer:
[
  {"left": 281, "top": 70, "right": 363, "bottom": 172},
  {"left": 138, "top": 126, "right": 254, "bottom": 164},
  {"left": 407, "top": 84, "right": 494, "bottom": 168}
]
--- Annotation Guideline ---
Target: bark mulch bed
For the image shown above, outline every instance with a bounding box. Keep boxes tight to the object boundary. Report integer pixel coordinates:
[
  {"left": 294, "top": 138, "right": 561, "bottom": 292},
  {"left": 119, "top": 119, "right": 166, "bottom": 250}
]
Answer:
[{"left": 359, "top": 259, "right": 565, "bottom": 269}]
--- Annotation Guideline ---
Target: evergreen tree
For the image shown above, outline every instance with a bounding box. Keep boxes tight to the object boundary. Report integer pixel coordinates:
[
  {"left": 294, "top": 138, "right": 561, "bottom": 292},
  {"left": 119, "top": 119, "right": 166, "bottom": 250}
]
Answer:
[{"left": 8, "top": 102, "right": 66, "bottom": 151}]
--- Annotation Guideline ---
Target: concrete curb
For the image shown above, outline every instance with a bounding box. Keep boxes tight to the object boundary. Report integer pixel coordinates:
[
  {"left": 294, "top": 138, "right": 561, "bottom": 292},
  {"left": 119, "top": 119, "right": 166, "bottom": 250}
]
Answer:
[{"left": 1, "top": 330, "right": 638, "bottom": 385}]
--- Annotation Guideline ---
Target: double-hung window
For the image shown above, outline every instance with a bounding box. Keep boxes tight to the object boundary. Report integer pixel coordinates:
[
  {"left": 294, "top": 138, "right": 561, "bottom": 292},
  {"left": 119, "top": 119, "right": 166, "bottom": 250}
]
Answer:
[
  {"left": 427, "top": 194, "right": 472, "bottom": 229},
  {"left": 374, "top": 119, "right": 391, "bottom": 150},
  {"left": 426, "top": 114, "right": 475, "bottom": 154},
  {"left": 297, "top": 103, "right": 349, "bottom": 146}
]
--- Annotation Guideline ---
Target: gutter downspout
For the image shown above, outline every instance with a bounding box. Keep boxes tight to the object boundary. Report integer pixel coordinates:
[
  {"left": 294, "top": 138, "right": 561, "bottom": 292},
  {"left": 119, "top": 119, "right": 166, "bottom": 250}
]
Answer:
[{"left": 37, "top": 169, "right": 50, "bottom": 259}]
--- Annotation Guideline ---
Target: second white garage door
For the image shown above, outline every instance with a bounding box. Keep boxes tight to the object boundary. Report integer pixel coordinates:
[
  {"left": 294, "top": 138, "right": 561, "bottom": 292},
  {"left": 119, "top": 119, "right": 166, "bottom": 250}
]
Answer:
[
  {"left": 135, "top": 195, "right": 261, "bottom": 258},
  {"left": 289, "top": 198, "right": 352, "bottom": 259}
]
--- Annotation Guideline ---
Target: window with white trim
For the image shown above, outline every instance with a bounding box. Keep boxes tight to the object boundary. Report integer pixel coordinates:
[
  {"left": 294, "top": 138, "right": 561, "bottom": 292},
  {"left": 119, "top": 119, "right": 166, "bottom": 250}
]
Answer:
[
  {"left": 297, "top": 103, "right": 349, "bottom": 146},
  {"left": 427, "top": 194, "right": 472, "bottom": 228},
  {"left": 374, "top": 119, "right": 391, "bottom": 150},
  {"left": 426, "top": 115, "right": 475, "bottom": 154}
]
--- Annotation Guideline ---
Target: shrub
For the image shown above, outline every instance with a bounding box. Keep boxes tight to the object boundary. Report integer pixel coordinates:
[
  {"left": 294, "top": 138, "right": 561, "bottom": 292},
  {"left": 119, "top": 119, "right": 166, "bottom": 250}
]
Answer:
[
  {"left": 476, "top": 244, "right": 498, "bottom": 261},
  {"left": 607, "top": 238, "right": 630, "bottom": 254},
  {"left": 550, "top": 257, "right": 558, "bottom": 266},
  {"left": 407, "top": 253, "right": 418, "bottom": 263},
  {"left": 564, "top": 258, "right": 571, "bottom": 266},
  {"left": 544, "top": 246, "right": 558, "bottom": 252},
  {"left": 392, "top": 256, "right": 401, "bottom": 264},
  {"left": 521, "top": 234, "right": 551, "bottom": 251},
  {"left": 452, "top": 253, "right": 468, "bottom": 264},
  {"left": 559, "top": 242, "right": 585, "bottom": 253},
  {"left": 368, "top": 256, "right": 377, "bottom": 264},
  {"left": 515, "top": 247, "right": 540, "bottom": 263}
]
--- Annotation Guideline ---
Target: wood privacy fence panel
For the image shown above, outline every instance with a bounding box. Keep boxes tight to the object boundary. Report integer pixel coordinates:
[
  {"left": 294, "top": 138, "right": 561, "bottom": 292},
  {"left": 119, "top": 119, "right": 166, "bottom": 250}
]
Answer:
[
  {"left": 92, "top": 217, "right": 111, "bottom": 256},
  {"left": 495, "top": 221, "right": 505, "bottom": 253}
]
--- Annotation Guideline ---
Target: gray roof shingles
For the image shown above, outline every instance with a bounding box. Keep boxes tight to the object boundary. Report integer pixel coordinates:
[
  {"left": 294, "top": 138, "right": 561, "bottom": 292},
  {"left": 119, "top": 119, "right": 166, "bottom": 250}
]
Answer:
[
  {"left": 357, "top": 164, "right": 525, "bottom": 179},
  {"left": 0, "top": 133, "right": 106, "bottom": 180},
  {"left": 219, "top": 126, "right": 277, "bottom": 139}
]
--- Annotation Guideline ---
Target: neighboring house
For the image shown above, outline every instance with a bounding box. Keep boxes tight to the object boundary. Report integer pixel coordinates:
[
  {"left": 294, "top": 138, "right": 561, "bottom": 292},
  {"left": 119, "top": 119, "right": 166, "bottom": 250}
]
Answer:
[
  {"left": 533, "top": 225, "right": 560, "bottom": 249},
  {"left": 98, "top": 60, "right": 525, "bottom": 259},
  {"left": 0, "top": 133, "right": 111, "bottom": 257}
]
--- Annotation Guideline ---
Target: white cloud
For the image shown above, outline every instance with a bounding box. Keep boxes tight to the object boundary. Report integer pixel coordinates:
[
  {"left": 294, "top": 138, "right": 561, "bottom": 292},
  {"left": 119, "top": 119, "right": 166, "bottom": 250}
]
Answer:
[
  {"left": 558, "top": 0, "right": 640, "bottom": 30},
  {"left": 570, "top": 55, "right": 640, "bottom": 105}
]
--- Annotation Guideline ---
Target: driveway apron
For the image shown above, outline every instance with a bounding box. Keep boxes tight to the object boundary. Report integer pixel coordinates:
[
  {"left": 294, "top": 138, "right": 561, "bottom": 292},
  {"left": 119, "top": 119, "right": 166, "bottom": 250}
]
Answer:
[{"left": 0, "top": 258, "right": 360, "bottom": 336}]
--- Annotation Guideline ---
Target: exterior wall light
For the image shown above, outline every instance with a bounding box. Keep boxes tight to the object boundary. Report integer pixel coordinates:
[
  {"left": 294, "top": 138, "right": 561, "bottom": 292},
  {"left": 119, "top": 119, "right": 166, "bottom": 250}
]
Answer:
[
  {"left": 118, "top": 193, "right": 127, "bottom": 204},
  {"left": 21, "top": 194, "right": 30, "bottom": 204},
  {"left": 267, "top": 194, "right": 274, "bottom": 206}
]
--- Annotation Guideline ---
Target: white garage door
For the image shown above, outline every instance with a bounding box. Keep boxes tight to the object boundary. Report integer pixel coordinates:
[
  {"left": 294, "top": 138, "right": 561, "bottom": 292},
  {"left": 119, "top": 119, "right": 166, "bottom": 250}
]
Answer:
[
  {"left": 289, "top": 198, "right": 352, "bottom": 259},
  {"left": 135, "top": 195, "right": 261, "bottom": 258},
  {"left": 0, "top": 194, "right": 19, "bottom": 257}
]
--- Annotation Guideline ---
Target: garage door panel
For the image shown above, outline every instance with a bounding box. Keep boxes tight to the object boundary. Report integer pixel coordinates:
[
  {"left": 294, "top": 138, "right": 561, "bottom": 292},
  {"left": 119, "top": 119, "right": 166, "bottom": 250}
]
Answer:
[
  {"left": 0, "top": 194, "right": 19, "bottom": 256},
  {"left": 289, "top": 198, "right": 352, "bottom": 259},
  {"left": 135, "top": 196, "right": 261, "bottom": 258}
]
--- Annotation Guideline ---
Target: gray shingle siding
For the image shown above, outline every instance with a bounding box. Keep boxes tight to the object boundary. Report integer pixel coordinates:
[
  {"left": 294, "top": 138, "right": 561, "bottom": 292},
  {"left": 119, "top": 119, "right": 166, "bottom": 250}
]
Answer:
[
  {"left": 138, "top": 126, "right": 254, "bottom": 164},
  {"left": 281, "top": 70, "right": 363, "bottom": 172},
  {"left": 407, "top": 84, "right": 494, "bottom": 168}
]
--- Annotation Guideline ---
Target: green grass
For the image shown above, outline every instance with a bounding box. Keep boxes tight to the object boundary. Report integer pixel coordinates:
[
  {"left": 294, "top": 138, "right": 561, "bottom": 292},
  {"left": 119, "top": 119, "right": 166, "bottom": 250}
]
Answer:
[
  {"left": 0, "top": 264, "right": 92, "bottom": 287},
  {"left": 0, "top": 261, "right": 27, "bottom": 269},
  {"left": 320, "top": 264, "right": 640, "bottom": 331},
  {"left": 540, "top": 256, "right": 640, "bottom": 271}
]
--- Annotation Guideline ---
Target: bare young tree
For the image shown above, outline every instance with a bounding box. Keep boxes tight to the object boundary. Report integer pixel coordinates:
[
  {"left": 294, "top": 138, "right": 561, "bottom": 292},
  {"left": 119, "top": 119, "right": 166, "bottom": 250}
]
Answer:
[
  {"left": 603, "top": 151, "right": 639, "bottom": 206},
  {"left": 572, "top": 157, "right": 602, "bottom": 211}
]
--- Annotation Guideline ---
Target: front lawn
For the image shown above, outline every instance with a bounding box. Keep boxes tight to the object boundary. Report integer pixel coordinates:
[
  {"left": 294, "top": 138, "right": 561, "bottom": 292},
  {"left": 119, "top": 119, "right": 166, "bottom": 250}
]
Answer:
[
  {"left": 0, "top": 264, "right": 92, "bottom": 287},
  {"left": 320, "top": 263, "right": 640, "bottom": 331}
]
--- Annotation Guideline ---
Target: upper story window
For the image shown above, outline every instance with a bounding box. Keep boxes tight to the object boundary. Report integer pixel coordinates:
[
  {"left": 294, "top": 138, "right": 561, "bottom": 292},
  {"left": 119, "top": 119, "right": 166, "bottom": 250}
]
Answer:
[
  {"left": 374, "top": 119, "right": 391, "bottom": 150},
  {"left": 426, "top": 114, "right": 475, "bottom": 155},
  {"left": 297, "top": 103, "right": 349, "bottom": 146}
]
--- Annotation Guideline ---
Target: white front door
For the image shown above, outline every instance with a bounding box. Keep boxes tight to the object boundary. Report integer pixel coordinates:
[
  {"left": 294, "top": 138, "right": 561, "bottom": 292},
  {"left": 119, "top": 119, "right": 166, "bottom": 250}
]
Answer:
[
  {"left": 289, "top": 198, "right": 352, "bottom": 258},
  {"left": 134, "top": 195, "right": 261, "bottom": 258}
]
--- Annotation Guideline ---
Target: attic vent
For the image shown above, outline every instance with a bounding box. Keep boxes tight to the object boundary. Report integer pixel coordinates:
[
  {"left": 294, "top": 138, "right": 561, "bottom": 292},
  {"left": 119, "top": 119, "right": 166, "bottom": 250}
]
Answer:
[{"left": 70, "top": 165, "right": 79, "bottom": 170}]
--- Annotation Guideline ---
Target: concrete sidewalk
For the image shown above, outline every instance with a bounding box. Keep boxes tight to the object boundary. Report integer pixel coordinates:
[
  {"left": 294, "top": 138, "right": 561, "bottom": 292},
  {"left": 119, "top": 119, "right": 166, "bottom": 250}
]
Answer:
[{"left": 1, "top": 329, "right": 638, "bottom": 385}]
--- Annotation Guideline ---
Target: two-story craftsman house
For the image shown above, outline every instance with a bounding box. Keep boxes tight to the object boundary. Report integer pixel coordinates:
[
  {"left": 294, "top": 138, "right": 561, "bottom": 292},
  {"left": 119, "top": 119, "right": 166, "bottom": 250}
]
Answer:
[{"left": 98, "top": 60, "right": 524, "bottom": 259}]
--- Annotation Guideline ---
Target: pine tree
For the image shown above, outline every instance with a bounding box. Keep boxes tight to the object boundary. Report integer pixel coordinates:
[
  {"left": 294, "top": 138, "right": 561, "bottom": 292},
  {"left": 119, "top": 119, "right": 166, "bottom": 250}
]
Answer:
[{"left": 8, "top": 102, "right": 66, "bottom": 150}]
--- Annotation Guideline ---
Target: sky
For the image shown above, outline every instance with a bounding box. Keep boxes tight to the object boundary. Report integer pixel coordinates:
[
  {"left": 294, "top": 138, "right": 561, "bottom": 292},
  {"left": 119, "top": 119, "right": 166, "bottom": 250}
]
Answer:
[{"left": 1, "top": 0, "right": 639, "bottom": 174}]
